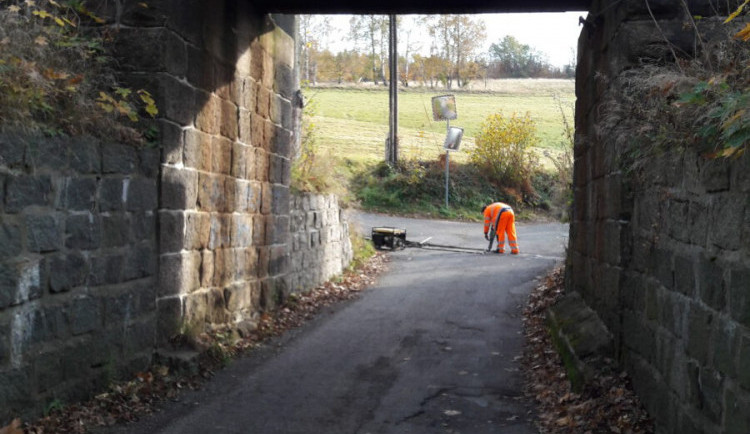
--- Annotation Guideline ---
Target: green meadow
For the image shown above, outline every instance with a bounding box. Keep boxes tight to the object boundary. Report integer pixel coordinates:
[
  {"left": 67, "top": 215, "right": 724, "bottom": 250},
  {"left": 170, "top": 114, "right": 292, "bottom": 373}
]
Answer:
[{"left": 306, "top": 79, "right": 575, "bottom": 164}]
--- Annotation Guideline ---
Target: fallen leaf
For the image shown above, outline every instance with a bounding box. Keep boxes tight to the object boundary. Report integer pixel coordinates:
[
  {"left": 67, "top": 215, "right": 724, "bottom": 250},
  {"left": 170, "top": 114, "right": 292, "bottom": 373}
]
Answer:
[
  {"left": 0, "top": 418, "right": 23, "bottom": 434},
  {"left": 34, "top": 35, "right": 48, "bottom": 46}
]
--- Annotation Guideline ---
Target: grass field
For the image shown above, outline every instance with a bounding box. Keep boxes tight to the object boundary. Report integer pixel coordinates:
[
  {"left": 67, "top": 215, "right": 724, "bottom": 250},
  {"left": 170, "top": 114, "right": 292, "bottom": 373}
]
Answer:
[{"left": 307, "top": 79, "right": 575, "bottom": 164}]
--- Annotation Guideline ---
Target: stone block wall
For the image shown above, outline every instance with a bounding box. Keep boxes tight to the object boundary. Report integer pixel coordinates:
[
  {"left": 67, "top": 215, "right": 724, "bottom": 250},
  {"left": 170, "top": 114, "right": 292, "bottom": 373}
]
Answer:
[
  {"left": 571, "top": 1, "right": 750, "bottom": 432},
  {"left": 0, "top": 3, "right": 300, "bottom": 424},
  {"left": 98, "top": 2, "right": 297, "bottom": 339},
  {"left": 0, "top": 133, "right": 158, "bottom": 422},
  {"left": 288, "top": 193, "right": 353, "bottom": 293}
]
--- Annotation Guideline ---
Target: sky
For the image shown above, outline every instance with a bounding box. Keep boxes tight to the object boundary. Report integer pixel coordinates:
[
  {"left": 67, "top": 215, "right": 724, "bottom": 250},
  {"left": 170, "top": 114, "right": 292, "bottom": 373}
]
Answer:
[{"left": 324, "top": 12, "right": 586, "bottom": 68}]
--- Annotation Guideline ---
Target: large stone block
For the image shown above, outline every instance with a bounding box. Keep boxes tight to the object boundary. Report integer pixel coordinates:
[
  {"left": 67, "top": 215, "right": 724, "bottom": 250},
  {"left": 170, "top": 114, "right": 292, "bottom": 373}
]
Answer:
[
  {"left": 197, "top": 173, "right": 224, "bottom": 212},
  {"left": 126, "top": 178, "right": 158, "bottom": 212},
  {"left": 25, "top": 138, "right": 68, "bottom": 172},
  {"left": 70, "top": 295, "right": 102, "bottom": 336},
  {"left": 123, "top": 244, "right": 155, "bottom": 281},
  {"left": 183, "top": 291, "right": 208, "bottom": 325},
  {"left": 159, "top": 251, "right": 201, "bottom": 297},
  {"left": 268, "top": 215, "right": 289, "bottom": 246},
  {"left": 256, "top": 85, "right": 271, "bottom": 120},
  {"left": 139, "top": 147, "right": 160, "bottom": 179},
  {"left": 49, "top": 252, "right": 88, "bottom": 293},
  {"left": 257, "top": 246, "right": 270, "bottom": 278},
  {"left": 220, "top": 100, "right": 239, "bottom": 141},
  {"left": 5, "top": 175, "right": 52, "bottom": 213},
  {"left": 187, "top": 45, "right": 215, "bottom": 90},
  {"left": 272, "top": 126, "right": 293, "bottom": 162},
  {"left": 99, "top": 177, "right": 125, "bottom": 212},
  {"left": 271, "top": 184, "right": 289, "bottom": 215},
  {"left": 0, "top": 132, "right": 29, "bottom": 169},
  {"left": 274, "top": 65, "right": 295, "bottom": 100},
  {"left": 88, "top": 253, "right": 124, "bottom": 286},
  {"left": 0, "top": 257, "right": 43, "bottom": 307},
  {"left": 730, "top": 266, "right": 750, "bottom": 328},
  {"left": 65, "top": 213, "right": 102, "bottom": 250},
  {"left": 195, "top": 92, "right": 221, "bottom": 135},
  {"left": 238, "top": 109, "right": 252, "bottom": 145},
  {"left": 208, "top": 214, "right": 232, "bottom": 249},
  {"left": 131, "top": 210, "right": 156, "bottom": 242},
  {"left": 156, "top": 295, "right": 183, "bottom": 344},
  {"left": 250, "top": 42, "right": 264, "bottom": 83},
  {"left": 112, "top": 27, "right": 187, "bottom": 76},
  {"left": 159, "top": 120, "right": 183, "bottom": 166},
  {"left": 713, "top": 319, "right": 738, "bottom": 379},
  {"left": 200, "top": 249, "right": 215, "bottom": 287},
  {"left": 101, "top": 214, "right": 129, "bottom": 248},
  {"left": 698, "top": 254, "right": 727, "bottom": 312},
  {"left": 0, "top": 368, "right": 35, "bottom": 421},
  {"left": 688, "top": 200, "right": 709, "bottom": 247},
  {"left": 148, "top": 73, "right": 196, "bottom": 127},
  {"left": 70, "top": 136, "right": 101, "bottom": 174},
  {"left": 708, "top": 193, "right": 746, "bottom": 251},
  {"left": 698, "top": 366, "right": 724, "bottom": 424},
  {"left": 183, "top": 128, "right": 211, "bottom": 172},
  {"left": 251, "top": 112, "right": 265, "bottom": 150},
  {"left": 206, "top": 288, "right": 228, "bottom": 324},
  {"left": 185, "top": 211, "right": 210, "bottom": 250},
  {"left": 261, "top": 50, "right": 275, "bottom": 90},
  {"left": 687, "top": 302, "right": 714, "bottom": 366},
  {"left": 159, "top": 211, "right": 186, "bottom": 254},
  {"left": 231, "top": 215, "right": 254, "bottom": 248},
  {"left": 0, "top": 219, "right": 22, "bottom": 259},
  {"left": 0, "top": 321, "right": 9, "bottom": 366},
  {"left": 241, "top": 77, "right": 257, "bottom": 111},
  {"left": 162, "top": 166, "right": 199, "bottom": 210},
  {"left": 25, "top": 214, "right": 61, "bottom": 253},
  {"left": 674, "top": 254, "right": 696, "bottom": 297},
  {"left": 248, "top": 182, "right": 261, "bottom": 213},
  {"left": 725, "top": 386, "right": 750, "bottom": 434},
  {"left": 701, "top": 158, "right": 730, "bottom": 193},
  {"left": 57, "top": 177, "right": 97, "bottom": 211},
  {"left": 211, "top": 136, "right": 233, "bottom": 175},
  {"left": 103, "top": 143, "right": 139, "bottom": 174}
]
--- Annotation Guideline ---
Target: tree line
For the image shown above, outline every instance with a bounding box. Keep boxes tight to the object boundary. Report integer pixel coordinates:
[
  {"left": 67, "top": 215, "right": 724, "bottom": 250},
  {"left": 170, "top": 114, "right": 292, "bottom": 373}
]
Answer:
[{"left": 298, "top": 15, "right": 576, "bottom": 88}]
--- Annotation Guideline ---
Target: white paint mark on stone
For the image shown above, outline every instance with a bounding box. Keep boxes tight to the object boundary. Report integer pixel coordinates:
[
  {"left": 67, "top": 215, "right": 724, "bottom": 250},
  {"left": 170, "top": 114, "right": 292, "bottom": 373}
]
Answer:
[
  {"left": 14, "top": 259, "right": 40, "bottom": 305},
  {"left": 10, "top": 305, "right": 34, "bottom": 369},
  {"left": 122, "top": 178, "right": 130, "bottom": 203}
]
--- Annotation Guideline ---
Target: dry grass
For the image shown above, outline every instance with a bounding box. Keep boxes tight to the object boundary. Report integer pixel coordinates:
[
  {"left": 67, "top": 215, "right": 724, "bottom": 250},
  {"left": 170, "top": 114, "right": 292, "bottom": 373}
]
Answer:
[{"left": 0, "top": 4, "right": 150, "bottom": 143}]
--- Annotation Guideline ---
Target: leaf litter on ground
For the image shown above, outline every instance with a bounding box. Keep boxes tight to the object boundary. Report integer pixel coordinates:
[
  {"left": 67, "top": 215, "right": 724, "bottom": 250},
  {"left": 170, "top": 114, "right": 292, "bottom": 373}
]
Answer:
[
  {"left": 18, "top": 253, "right": 389, "bottom": 434},
  {"left": 521, "top": 267, "right": 654, "bottom": 434}
]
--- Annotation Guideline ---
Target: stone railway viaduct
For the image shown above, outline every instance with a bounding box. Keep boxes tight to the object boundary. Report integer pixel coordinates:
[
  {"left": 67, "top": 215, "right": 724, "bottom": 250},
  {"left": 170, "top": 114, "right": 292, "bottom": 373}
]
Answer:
[{"left": 1, "top": 1, "right": 749, "bottom": 433}]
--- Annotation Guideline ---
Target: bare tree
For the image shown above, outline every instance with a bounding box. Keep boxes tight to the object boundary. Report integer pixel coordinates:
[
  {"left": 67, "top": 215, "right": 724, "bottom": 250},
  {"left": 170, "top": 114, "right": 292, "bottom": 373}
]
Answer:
[
  {"left": 425, "top": 15, "right": 486, "bottom": 89},
  {"left": 350, "top": 15, "right": 388, "bottom": 85},
  {"left": 299, "top": 15, "right": 332, "bottom": 84},
  {"left": 398, "top": 15, "right": 423, "bottom": 87}
]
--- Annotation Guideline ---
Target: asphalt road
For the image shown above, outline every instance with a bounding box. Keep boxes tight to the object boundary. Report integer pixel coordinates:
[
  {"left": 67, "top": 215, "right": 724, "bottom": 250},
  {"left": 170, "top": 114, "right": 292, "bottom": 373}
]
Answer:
[{"left": 107, "top": 213, "right": 568, "bottom": 434}]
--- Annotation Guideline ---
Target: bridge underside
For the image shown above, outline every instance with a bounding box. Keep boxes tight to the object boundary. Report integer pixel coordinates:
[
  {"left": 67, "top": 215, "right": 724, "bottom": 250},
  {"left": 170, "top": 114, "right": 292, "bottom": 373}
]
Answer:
[{"left": 257, "top": 0, "right": 591, "bottom": 14}]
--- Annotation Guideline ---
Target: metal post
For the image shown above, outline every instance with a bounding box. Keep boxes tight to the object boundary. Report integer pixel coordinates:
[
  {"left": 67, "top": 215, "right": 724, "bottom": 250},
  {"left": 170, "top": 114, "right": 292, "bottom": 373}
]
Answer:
[
  {"left": 444, "top": 119, "right": 450, "bottom": 208},
  {"left": 387, "top": 14, "right": 398, "bottom": 165}
]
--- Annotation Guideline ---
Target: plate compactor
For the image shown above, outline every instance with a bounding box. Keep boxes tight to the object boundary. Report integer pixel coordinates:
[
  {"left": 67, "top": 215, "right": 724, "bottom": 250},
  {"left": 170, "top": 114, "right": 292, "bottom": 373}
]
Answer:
[{"left": 370, "top": 226, "right": 493, "bottom": 255}]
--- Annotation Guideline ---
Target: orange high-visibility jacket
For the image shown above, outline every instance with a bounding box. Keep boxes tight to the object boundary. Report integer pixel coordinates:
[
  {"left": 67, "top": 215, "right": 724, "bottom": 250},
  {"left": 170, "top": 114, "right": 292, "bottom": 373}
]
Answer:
[
  {"left": 483, "top": 202, "right": 512, "bottom": 234},
  {"left": 483, "top": 202, "right": 519, "bottom": 253}
]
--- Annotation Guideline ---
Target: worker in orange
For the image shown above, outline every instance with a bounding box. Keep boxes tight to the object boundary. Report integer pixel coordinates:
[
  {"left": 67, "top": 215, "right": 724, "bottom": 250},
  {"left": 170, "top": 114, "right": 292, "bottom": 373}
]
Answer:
[{"left": 482, "top": 202, "right": 519, "bottom": 254}]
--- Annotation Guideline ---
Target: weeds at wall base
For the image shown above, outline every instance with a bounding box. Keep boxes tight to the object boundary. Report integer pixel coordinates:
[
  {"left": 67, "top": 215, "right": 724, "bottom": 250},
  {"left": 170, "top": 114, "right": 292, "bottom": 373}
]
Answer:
[{"left": 22, "top": 253, "right": 388, "bottom": 433}]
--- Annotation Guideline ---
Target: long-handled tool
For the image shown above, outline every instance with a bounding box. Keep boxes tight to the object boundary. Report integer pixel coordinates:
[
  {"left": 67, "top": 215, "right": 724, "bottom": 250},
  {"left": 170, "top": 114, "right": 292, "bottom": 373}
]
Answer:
[
  {"left": 371, "top": 227, "right": 489, "bottom": 255},
  {"left": 485, "top": 206, "right": 509, "bottom": 253}
]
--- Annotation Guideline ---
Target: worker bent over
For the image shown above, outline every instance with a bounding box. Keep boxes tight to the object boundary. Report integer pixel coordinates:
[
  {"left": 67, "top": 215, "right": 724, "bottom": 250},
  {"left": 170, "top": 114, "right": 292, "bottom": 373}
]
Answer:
[{"left": 482, "top": 202, "right": 519, "bottom": 254}]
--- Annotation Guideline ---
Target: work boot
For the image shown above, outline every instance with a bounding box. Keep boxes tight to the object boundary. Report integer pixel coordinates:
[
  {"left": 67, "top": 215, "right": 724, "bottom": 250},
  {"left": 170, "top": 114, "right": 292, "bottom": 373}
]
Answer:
[
  {"left": 511, "top": 250, "right": 519, "bottom": 255},
  {"left": 495, "top": 248, "right": 504, "bottom": 254}
]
